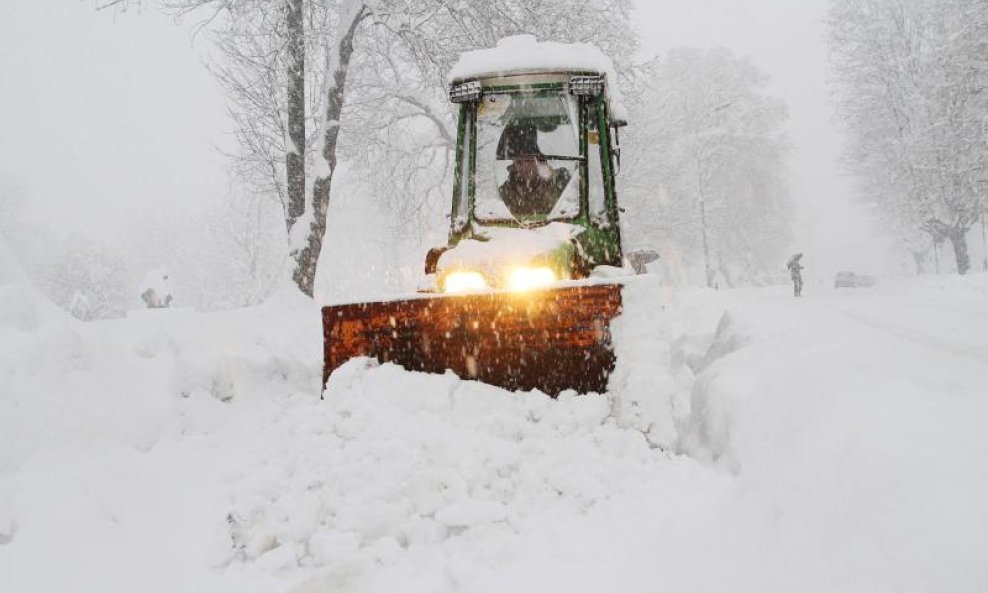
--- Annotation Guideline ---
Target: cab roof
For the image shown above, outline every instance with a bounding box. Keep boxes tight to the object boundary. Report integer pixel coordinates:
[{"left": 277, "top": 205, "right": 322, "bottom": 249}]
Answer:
[{"left": 449, "top": 35, "right": 628, "bottom": 123}]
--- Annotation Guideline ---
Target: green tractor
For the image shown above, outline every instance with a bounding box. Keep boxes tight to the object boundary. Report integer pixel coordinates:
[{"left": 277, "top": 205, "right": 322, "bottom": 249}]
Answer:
[{"left": 321, "top": 36, "right": 653, "bottom": 395}]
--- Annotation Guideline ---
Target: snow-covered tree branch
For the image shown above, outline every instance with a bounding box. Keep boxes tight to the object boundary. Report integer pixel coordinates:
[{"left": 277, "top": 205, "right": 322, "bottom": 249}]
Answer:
[
  {"left": 827, "top": 0, "right": 988, "bottom": 274},
  {"left": 622, "top": 48, "right": 792, "bottom": 287}
]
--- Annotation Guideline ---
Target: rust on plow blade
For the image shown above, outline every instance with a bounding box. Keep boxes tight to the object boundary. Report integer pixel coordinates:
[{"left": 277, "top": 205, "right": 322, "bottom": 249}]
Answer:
[{"left": 322, "top": 283, "right": 623, "bottom": 396}]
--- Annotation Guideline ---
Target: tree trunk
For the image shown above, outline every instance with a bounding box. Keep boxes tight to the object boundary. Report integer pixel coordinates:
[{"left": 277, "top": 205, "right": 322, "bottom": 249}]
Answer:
[
  {"left": 716, "top": 253, "right": 735, "bottom": 288},
  {"left": 946, "top": 228, "right": 971, "bottom": 275},
  {"left": 285, "top": 0, "right": 305, "bottom": 232},
  {"left": 924, "top": 219, "right": 971, "bottom": 275},
  {"left": 910, "top": 249, "right": 926, "bottom": 275},
  {"left": 293, "top": 3, "right": 367, "bottom": 297}
]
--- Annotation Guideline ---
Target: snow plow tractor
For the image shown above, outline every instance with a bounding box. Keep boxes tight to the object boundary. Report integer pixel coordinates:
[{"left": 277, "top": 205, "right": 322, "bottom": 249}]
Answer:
[{"left": 322, "top": 36, "right": 652, "bottom": 396}]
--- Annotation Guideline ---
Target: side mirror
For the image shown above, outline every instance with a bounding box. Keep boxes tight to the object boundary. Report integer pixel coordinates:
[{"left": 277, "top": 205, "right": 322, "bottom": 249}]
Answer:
[{"left": 626, "top": 249, "right": 659, "bottom": 275}]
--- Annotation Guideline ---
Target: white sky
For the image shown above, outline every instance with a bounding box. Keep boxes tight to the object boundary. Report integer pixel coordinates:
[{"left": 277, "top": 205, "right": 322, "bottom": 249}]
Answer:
[
  {"left": 0, "top": 0, "right": 891, "bottom": 278},
  {"left": 0, "top": 0, "right": 228, "bottom": 238}
]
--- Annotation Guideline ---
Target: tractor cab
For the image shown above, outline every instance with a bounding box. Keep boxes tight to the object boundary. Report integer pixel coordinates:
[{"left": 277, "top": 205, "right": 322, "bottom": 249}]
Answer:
[
  {"left": 322, "top": 38, "right": 636, "bottom": 397},
  {"left": 425, "top": 36, "right": 629, "bottom": 292}
]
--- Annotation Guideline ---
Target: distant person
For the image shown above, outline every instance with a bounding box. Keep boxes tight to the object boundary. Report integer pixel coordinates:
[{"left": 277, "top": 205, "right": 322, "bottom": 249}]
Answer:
[{"left": 786, "top": 253, "right": 804, "bottom": 297}]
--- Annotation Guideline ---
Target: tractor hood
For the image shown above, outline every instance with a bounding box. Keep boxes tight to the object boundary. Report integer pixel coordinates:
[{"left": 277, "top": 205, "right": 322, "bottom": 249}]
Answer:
[{"left": 436, "top": 222, "right": 581, "bottom": 292}]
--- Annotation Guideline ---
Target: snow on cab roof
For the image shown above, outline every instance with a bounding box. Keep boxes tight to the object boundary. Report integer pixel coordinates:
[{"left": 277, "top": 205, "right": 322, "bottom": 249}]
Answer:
[{"left": 449, "top": 35, "right": 628, "bottom": 123}]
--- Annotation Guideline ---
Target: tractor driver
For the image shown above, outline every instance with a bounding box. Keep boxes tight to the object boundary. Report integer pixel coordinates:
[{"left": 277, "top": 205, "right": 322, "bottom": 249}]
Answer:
[{"left": 497, "top": 122, "right": 571, "bottom": 218}]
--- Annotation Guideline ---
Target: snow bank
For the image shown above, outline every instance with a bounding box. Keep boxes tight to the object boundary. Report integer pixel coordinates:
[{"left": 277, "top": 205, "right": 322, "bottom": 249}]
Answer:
[
  {"left": 675, "top": 280, "right": 988, "bottom": 592},
  {"left": 0, "top": 274, "right": 321, "bottom": 472},
  {"left": 229, "top": 360, "right": 676, "bottom": 591},
  {"left": 0, "top": 266, "right": 322, "bottom": 590},
  {"left": 459, "top": 278, "right": 988, "bottom": 593},
  {"left": 3, "top": 263, "right": 987, "bottom": 593},
  {"left": 607, "top": 277, "right": 725, "bottom": 447}
]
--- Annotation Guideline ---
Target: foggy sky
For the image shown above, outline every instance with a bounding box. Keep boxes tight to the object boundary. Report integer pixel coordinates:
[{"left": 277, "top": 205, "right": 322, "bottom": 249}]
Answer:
[
  {"left": 0, "top": 1, "right": 228, "bottom": 238},
  {"left": 0, "top": 0, "right": 890, "bottom": 279}
]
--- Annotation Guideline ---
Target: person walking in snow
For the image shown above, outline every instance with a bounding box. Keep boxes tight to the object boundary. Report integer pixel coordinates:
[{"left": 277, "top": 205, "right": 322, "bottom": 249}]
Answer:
[{"left": 787, "top": 253, "right": 804, "bottom": 297}]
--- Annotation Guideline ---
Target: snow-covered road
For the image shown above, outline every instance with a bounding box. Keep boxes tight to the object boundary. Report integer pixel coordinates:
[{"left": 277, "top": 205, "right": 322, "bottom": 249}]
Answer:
[
  {"left": 2, "top": 257, "right": 987, "bottom": 593},
  {"left": 671, "top": 279, "right": 988, "bottom": 593},
  {"left": 823, "top": 285, "right": 988, "bottom": 364}
]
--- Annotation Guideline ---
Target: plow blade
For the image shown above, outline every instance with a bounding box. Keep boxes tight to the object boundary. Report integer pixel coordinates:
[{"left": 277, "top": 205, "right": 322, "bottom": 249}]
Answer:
[{"left": 322, "top": 283, "right": 623, "bottom": 396}]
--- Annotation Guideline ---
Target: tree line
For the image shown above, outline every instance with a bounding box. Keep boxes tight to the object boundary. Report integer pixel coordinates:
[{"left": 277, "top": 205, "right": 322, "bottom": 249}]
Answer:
[
  {"left": 152, "top": 0, "right": 795, "bottom": 296},
  {"left": 827, "top": 0, "right": 988, "bottom": 274},
  {"left": 164, "top": 0, "right": 639, "bottom": 296},
  {"left": 622, "top": 48, "right": 792, "bottom": 287},
  {"left": 2, "top": 0, "right": 796, "bottom": 318}
]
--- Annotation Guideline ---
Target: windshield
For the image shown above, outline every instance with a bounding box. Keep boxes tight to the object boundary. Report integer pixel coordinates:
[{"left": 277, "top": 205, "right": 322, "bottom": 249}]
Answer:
[{"left": 474, "top": 93, "right": 581, "bottom": 222}]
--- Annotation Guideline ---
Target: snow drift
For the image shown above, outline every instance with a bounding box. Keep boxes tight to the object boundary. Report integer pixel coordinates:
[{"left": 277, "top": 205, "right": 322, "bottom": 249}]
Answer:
[{"left": 2, "top": 255, "right": 986, "bottom": 593}]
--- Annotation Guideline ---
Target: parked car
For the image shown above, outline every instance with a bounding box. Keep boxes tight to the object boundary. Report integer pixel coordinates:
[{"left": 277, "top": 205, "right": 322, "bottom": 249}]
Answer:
[{"left": 834, "top": 271, "right": 877, "bottom": 288}]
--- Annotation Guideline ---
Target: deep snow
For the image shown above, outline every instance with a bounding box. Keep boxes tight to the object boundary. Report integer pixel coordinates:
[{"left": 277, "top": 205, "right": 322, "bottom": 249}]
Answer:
[{"left": 2, "top": 243, "right": 987, "bottom": 592}]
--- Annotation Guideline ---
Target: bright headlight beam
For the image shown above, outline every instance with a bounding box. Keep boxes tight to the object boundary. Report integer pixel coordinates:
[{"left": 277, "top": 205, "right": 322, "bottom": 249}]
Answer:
[
  {"left": 444, "top": 271, "right": 487, "bottom": 293},
  {"left": 507, "top": 267, "right": 556, "bottom": 292}
]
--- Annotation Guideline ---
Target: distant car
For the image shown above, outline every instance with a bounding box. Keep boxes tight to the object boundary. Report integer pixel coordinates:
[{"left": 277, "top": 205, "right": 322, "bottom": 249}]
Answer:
[{"left": 834, "top": 271, "right": 877, "bottom": 288}]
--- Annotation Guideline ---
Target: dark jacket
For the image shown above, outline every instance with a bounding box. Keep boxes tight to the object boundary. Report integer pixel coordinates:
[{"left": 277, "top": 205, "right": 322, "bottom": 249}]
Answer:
[{"left": 498, "top": 165, "right": 571, "bottom": 218}]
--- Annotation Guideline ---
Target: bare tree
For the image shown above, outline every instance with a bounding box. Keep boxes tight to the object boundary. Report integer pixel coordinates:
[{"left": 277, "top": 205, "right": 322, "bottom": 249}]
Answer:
[
  {"left": 828, "top": 0, "right": 988, "bottom": 274},
  {"left": 294, "top": 0, "right": 370, "bottom": 296},
  {"left": 286, "top": 0, "right": 306, "bottom": 230},
  {"left": 623, "top": 48, "right": 792, "bottom": 287},
  {"left": 43, "top": 237, "right": 129, "bottom": 320},
  {"left": 295, "top": 0, "right": 640, "bottom": 295},
  {"left": 158, "top": 0, "right": 639, "bottom": 296}
]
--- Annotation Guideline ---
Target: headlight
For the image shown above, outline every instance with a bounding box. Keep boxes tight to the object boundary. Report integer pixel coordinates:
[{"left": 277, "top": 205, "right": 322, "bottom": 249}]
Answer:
[
  {"left": 444, "top": 271, "right": 487, "bottom": 293},
  {"left": 507, "top": 266, "right": 556, "bottom": 292}
]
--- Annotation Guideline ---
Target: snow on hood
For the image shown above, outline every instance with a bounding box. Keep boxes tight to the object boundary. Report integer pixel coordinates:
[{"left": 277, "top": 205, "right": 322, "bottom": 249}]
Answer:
[
  {"left": 437, "top": 222, "right": 580, "bottom": 273},
  {"left": 449, "top": 35, "right": 628, "bottom": 122}
]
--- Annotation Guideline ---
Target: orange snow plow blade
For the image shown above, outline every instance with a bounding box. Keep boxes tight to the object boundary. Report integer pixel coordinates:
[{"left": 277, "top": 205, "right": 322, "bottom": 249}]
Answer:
[{"left": 322, "top": 284, "right": 623, "bottom": 396}]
